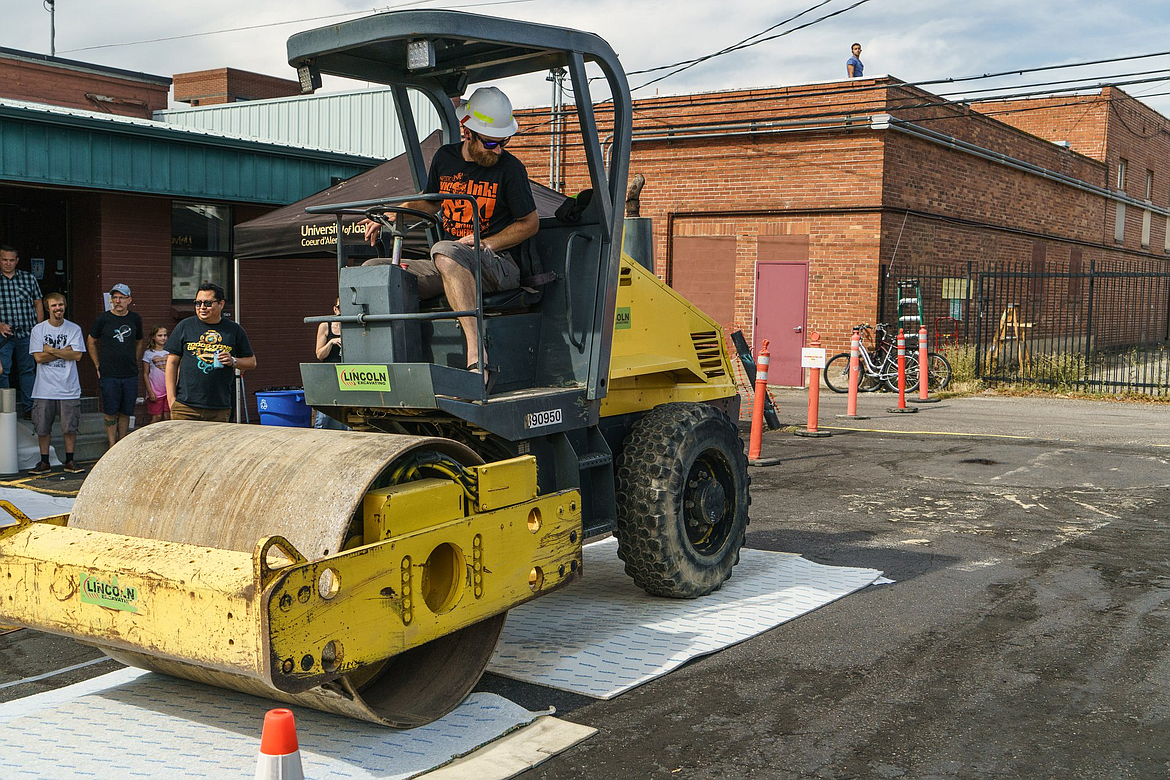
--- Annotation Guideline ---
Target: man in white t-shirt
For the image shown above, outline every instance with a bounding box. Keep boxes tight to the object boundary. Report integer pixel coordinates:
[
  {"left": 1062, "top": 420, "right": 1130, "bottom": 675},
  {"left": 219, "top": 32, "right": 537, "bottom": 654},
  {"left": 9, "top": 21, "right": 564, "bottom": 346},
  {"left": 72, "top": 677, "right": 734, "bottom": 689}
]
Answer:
[{"left": 28, "top": 292, "right": 86, "bottom": 475}]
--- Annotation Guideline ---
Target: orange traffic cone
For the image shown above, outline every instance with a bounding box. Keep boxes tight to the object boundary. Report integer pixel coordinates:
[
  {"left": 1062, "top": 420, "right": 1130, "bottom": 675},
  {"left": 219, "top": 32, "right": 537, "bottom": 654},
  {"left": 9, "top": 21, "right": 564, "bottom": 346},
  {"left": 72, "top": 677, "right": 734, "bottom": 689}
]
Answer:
[{"left": 255, "top": 708, "right": 304, "bottom": 780}]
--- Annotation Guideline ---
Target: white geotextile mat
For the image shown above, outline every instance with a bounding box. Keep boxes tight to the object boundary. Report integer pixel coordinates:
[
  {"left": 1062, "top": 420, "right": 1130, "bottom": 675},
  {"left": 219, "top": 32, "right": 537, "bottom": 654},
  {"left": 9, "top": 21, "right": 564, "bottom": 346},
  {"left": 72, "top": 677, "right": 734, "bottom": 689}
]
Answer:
[
  {"left": 0, "top": 668, "right": 549, "bottom": 779},
  {"left": 0, "top": 485, "right": 74, "bottom": 522},
  {"left": 489, "top": 538, "right": 885, "bottom": 698}
]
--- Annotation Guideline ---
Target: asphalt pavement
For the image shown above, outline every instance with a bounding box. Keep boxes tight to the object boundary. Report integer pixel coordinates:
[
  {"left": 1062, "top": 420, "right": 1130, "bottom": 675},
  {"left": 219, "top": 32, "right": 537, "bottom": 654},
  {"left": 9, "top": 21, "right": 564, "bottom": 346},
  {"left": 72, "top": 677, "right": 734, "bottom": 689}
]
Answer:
[
  {"left": 2, "top": 392, "right": 1168, "bottom": 778},
  {"left": 486, "top": 391, "right": 1170, "bottom": 778}
]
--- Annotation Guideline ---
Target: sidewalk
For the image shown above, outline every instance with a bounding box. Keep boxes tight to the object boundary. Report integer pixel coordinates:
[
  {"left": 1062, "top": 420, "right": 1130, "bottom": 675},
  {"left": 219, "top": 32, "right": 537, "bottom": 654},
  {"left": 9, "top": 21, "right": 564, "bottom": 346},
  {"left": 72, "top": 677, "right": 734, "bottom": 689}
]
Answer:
[{"left": 765, "top": 387, "right": 1170, "bottom": 448}]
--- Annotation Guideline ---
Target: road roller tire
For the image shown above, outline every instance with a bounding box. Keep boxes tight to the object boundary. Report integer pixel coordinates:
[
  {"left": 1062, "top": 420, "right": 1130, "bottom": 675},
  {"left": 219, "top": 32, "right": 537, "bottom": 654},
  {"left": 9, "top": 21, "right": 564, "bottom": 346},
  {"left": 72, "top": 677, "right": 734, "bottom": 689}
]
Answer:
[{"left": 613, "top": 402, "right": 750, "bottom": 598}]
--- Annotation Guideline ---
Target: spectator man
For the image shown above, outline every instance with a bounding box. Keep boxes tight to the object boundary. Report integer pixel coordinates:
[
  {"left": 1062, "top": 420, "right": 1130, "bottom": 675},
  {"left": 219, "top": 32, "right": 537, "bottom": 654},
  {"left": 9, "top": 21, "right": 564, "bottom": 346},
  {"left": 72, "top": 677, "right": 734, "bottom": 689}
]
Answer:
[
  {"left": 360, "top": 86, "right": 537, "bottom": 379},
  {"left": 87, "top": 283, "right": 143, "bottom": 449},
  {"left": 28, "top": 292, "right": 85, "bottom": 475},
  {"left": 0, "top": 244, "right": 44, "bottom": 414},
  {"left": 164, "top": 283, "right": 256, "bottom": 422},
  {"left": 846, "top": 43, "right": 864, "bottom": 78}
]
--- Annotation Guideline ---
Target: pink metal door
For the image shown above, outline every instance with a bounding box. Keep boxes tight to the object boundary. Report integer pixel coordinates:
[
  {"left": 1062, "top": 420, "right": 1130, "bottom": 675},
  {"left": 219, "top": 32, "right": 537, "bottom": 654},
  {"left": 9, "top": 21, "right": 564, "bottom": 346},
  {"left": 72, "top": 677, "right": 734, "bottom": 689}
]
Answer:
[{"left": 754, "top": 261, "right": 808, "bottom": 386}]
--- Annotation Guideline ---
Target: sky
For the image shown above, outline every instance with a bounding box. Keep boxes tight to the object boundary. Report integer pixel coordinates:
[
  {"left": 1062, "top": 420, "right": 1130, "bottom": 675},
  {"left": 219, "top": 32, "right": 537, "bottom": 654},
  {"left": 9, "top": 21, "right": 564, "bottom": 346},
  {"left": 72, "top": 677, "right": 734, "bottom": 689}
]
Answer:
[{"left": 6, "top": 0, "right": 1170, "bottom": 117}]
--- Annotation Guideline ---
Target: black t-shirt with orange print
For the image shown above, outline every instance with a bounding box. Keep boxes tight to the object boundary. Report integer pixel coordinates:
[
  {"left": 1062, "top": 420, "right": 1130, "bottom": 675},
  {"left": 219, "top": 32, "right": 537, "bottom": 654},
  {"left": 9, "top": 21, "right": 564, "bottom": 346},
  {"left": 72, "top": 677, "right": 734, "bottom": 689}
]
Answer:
[{"left": 425, "top": 143, "right": 537, "bottom": 243}]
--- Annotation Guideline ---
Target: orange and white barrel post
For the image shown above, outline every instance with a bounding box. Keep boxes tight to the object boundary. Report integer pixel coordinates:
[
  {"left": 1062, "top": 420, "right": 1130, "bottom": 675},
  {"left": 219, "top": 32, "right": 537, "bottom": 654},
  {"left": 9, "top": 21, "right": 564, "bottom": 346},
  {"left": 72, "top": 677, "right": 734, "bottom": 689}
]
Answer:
[
  {"left": 911, "top": 323, "right": 940, "bottom": 404},
  {"left": 887, "top": 328, "right": 918, "bottom": 414},
  {"left": 255, "top": 708, "right": 304, "bottom": 780},
  {"left": 837, "top": 326, "right": 868, "bottom": 420},
  {"left": 748, "top": 340, "right": 782, "bottom": 466},
  {"left": 795, "top": 331, "right": 831, "bottom": 438}
]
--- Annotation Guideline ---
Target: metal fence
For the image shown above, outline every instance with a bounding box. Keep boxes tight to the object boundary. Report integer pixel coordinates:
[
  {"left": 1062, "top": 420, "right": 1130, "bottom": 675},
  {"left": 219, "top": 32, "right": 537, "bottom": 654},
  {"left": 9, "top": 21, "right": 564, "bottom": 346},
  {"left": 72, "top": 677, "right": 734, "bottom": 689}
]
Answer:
[{"left": 879, "top": 259, "right": 1170, "bottom": 396}]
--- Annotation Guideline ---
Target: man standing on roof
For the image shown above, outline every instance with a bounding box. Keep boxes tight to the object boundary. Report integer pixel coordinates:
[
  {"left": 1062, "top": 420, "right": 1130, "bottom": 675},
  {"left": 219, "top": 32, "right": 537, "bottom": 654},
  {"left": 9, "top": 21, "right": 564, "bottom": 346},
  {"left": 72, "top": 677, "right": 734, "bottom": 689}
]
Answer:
[
  {"left": 361, "top": 86, "right": 538, "bottom": 377},
  {"left": 846, "top": 43, "right": 864, "bottom": 78}
]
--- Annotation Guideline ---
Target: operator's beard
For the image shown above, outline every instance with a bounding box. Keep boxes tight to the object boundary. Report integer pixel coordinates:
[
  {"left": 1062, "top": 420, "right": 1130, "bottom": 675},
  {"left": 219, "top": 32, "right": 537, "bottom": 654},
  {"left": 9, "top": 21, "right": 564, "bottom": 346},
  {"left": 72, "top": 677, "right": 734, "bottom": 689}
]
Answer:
[{"left": 469, "top": 146, "right": 501, "bottom": 167}]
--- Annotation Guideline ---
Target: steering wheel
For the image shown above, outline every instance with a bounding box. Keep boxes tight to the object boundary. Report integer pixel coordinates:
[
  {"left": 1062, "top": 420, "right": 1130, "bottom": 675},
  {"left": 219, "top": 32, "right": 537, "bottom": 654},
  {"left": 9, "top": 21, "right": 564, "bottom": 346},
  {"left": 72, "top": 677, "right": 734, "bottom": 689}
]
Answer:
[{"left": 363, "top": 205, "right": 442, "bottom": 239}]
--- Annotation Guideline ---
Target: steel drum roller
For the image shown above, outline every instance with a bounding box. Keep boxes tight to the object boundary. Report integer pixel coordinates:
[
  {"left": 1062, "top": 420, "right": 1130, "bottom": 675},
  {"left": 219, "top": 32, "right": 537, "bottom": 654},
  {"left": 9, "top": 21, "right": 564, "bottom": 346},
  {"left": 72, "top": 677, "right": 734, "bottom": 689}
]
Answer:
[{"left": 68, "top": 420, "right": 505, "bottom": 727}]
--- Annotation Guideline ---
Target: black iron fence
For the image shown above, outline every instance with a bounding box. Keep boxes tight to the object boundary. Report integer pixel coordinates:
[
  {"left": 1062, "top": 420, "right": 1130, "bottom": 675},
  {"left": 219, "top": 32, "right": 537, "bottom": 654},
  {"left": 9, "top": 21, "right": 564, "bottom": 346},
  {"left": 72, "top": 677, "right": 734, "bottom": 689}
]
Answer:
[{"left": 879, "top": 258, "right": 1170, "bottom": 395}]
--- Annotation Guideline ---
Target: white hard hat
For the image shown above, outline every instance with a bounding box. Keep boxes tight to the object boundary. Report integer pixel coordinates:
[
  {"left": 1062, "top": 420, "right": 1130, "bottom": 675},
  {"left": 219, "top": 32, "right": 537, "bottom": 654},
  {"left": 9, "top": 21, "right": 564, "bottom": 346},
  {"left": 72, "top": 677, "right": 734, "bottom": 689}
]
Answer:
[{"left": 457, "top": 86, "right": 519, "bottom": 138}]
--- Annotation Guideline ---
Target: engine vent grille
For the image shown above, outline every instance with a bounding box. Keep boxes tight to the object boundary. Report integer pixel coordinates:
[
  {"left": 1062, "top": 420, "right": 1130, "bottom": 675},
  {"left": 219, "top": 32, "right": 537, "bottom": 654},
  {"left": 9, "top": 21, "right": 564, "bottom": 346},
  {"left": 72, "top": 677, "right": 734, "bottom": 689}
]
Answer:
[{"left": 690, "top": 331, "right": 726, "bottom": 378}]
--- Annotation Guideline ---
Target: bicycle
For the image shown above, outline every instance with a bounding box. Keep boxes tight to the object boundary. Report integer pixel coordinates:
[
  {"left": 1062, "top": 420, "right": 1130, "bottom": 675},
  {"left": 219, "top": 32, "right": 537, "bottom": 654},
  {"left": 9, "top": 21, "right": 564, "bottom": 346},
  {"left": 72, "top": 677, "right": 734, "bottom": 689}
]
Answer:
[{"left": 823, "top": 324, "right": 951, "bottom": 393}]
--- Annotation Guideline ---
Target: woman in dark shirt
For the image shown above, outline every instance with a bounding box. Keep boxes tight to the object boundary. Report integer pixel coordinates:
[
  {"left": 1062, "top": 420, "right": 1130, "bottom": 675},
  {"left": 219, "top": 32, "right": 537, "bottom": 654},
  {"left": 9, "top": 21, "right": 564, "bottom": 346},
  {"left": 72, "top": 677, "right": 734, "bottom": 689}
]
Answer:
[{"left": 313, "top": 299, "right": 345, "bottom": 429}]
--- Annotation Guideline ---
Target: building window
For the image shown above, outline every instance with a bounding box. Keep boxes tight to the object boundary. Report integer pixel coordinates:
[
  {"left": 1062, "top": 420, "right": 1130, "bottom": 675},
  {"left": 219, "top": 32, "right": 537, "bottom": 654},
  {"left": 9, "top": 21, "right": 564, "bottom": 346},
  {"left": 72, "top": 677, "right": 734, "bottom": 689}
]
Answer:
[
  {"left": 172, "top": 202, "right": 232, "bottom": 304},
  {"left": 1117, "top": 158, "right": 1128, "bottom": 191},
  {"left": 1146, "top": 170, "right": 1154, "bottom": 201},
  {"left": 1114, "top": 202, "right": 1126, "bottom": 243},
  {"left": 1142, "top": 209, "right": 1152, "bottom": 248},
  {"left": 1165, "top": 216, "right": 1170, "bottom": 253}
]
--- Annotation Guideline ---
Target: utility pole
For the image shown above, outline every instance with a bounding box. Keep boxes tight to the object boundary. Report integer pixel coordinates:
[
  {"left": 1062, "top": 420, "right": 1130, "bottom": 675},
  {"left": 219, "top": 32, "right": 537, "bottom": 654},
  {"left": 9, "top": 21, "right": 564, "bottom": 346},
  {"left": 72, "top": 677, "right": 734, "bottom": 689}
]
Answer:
[
  {"left": 546, "top": 67, "right": 566, "bottom": 192},
  {"left": 44, "top": 0, "right": 56, "bottom": 57}
]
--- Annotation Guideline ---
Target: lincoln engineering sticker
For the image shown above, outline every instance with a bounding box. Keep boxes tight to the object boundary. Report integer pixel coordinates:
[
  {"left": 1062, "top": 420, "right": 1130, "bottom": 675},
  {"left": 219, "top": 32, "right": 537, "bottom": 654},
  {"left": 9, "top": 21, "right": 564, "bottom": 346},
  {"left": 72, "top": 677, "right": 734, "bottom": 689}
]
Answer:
[
  {"left": 337, "top": 365, "right": 392, "bottom": 392},
  {"left": 615, "top": 307, "right": 632, "bottom": 330},
  {"left": 79, "top": 572, "right": 139, "bottom": 613}
]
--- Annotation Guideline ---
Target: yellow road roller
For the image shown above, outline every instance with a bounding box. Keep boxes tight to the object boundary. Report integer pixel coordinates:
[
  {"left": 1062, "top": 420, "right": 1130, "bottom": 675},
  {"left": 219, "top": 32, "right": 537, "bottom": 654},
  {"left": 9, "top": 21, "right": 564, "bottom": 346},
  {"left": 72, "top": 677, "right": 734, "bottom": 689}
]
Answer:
[{"left": 0, "top": 10, "right": 750, "bottom": 728}]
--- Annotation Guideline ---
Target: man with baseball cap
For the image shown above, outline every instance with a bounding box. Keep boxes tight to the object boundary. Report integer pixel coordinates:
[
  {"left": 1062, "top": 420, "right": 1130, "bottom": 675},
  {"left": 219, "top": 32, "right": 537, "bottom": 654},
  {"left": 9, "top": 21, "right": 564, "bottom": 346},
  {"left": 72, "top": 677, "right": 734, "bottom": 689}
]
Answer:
[
  {"left": 361, "top": 86, "right": 538, "bottom": 383},
  {"left": 87, "top": 283, "right": 143, "bottom": 449}
]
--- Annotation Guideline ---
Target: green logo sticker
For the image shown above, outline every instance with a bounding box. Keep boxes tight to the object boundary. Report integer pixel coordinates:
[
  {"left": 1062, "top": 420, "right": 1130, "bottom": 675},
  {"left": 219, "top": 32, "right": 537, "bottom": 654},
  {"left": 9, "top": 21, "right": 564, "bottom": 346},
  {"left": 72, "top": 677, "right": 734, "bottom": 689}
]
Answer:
[
  {"left": 337, "top": 365, "right": 391, "bottom": 392},
  {"left": 79, "top": 573, "right": 139, "bottom": 613},
  {"left": 615, "top": 307, "right": 632, "bottom": 330}
]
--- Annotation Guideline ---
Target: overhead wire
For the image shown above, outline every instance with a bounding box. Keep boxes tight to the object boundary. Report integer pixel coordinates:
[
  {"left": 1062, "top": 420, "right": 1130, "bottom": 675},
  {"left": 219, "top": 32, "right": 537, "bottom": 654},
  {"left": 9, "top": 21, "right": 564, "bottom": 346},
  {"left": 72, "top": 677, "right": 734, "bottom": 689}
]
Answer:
[
  {"left": 58, "top": 0, "right": 535, "bottom": 54},
  {"left": 628, "top": 0, "right": 877, "bottom": 94},
  {"left": 511, "top": 79, "right": 1162, "bottom": 142}
]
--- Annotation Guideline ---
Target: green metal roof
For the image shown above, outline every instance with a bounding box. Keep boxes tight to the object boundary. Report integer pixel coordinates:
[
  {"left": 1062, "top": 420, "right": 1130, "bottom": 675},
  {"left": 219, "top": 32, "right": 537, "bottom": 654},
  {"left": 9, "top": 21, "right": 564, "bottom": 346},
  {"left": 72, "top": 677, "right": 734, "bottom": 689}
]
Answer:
[{"left": 0, "top": 98, "right": 380, "bottom": 205}]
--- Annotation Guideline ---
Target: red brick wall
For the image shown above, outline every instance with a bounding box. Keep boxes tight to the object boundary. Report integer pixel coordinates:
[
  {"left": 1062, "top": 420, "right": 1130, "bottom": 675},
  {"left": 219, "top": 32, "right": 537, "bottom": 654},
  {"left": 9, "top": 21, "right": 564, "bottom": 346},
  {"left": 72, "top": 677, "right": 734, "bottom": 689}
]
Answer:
[
  {"left": 173, "top": 68, "right": 300, "bottom": 106},
  {"left": 0, "top": 56, "right": 168, "bottom": 118},
  {"left": 509, "top": 79, "right": 1170, "bottom": 369},
  {"left": 974, "top": 88, "right": 1170, "bottom": 255},
  {"left": 238, "top": 257, "right": 338, "bottom": 419},
  {"left": 973, "top": 94, "right": 1110, "bottom": 163}
]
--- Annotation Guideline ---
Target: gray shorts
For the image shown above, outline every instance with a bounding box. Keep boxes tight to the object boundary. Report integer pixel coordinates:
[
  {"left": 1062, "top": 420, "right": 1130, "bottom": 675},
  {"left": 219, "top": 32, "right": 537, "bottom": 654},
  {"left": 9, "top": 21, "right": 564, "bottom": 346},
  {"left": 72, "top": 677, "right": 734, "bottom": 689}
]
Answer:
[
  {"left": 417, "top": 241, "right": 521, "bottom": 299},
  {"left": 32, "top": 398, "right": 81, "bottom": 437},
  {"left": 361, "top": 241, "right": 521, "bottom": 299}
]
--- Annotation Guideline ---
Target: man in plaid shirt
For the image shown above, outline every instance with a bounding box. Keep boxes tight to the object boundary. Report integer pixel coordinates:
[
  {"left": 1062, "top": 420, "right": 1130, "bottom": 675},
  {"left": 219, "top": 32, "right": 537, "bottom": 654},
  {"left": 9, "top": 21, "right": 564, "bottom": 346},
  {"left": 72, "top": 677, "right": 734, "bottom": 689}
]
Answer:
[{"left": 0, "top": 245, "right": 45, "bottom": 414}]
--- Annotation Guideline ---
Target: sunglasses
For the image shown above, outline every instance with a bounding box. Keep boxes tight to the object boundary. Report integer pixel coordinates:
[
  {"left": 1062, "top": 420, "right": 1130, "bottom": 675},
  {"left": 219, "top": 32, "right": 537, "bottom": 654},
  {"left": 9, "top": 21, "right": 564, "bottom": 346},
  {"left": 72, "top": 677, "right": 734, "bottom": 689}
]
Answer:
[
  {"left": 472, "top": 131, "right": 510, "bottom": 149},
  {"left": 194, "top": 300, "right": 221, "bottom": 308}
]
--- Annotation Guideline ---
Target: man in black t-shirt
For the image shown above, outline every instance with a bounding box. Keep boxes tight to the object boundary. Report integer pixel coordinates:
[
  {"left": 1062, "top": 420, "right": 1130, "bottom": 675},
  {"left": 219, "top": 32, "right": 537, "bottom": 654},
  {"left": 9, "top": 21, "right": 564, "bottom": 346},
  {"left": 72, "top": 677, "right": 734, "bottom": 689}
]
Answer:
[
  {"left": 87, "top": 283, "right": 143, "bottom": 449},
  {"left": 164, "top": 283, "right": 256, "bottom": 423},
  {"left": 361, "top": 86, "right": 538, "bottom": 376}
]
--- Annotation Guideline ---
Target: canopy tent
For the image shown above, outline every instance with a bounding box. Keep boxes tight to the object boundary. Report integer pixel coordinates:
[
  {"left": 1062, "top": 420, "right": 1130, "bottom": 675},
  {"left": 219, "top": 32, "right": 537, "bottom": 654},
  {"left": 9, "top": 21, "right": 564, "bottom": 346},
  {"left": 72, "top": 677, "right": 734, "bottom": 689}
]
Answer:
[{"left": 234, "top": 131, "right": 567, "bottom": 260}]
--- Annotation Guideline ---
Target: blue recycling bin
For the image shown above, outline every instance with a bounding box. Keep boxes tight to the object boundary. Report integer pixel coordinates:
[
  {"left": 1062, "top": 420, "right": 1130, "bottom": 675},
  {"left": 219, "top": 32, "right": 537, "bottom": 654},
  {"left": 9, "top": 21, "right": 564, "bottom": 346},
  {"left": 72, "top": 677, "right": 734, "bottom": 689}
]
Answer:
[{"left": 255, "top": 388, "right": 312, "bottom": 428}]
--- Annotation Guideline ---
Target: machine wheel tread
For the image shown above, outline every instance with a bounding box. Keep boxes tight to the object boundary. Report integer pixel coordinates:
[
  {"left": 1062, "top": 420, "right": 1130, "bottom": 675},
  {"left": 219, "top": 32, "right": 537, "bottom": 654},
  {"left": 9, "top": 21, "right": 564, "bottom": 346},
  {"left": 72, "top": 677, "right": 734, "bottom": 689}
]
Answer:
[{"left": 613, "top": 402, "right": 750, "bottom": 598}]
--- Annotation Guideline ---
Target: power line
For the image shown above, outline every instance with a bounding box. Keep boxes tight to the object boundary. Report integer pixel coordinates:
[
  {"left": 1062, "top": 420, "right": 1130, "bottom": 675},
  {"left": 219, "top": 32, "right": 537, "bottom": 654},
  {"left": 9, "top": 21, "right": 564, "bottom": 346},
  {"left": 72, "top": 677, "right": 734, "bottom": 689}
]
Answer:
[
  {"left": 57, "top": 0, "right": 535, "bottom": 55},
  {"left": 577, "top": 49, "right": 1170, "bottom": 121},
  {"left": 628, "top": 0, "right": 876, "bottom": 95},
  {"left": 570, "top": 56, "right": 1170, "bottom": 129},
  {"left": 626, "top": 0, "right": 840, "bottom": 76},
  {"left": 512, "top": 80, "right": 1160, "bottom": 141}
]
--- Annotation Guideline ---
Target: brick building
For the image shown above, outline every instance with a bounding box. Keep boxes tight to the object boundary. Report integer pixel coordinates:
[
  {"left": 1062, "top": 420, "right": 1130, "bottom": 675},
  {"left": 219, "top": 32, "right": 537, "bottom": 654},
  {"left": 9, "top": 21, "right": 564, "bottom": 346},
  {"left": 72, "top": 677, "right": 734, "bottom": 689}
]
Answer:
[
  {"left": 173, "top": 68, "right": 301, "bottom": 107},
  {"left": 0, "top": 49, "right": 376, "bottom": 416},
  {"left": 0, "top": 46, "right": 169, "bottom": 118},
  {"left": 509, "top": 79, "right": 1170, "bottom": 385}
]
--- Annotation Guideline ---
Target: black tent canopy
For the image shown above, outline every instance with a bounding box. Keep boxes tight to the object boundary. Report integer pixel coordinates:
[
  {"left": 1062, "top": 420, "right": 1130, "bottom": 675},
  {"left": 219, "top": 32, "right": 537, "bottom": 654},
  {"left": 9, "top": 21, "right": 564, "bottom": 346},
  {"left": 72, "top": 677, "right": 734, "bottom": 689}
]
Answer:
[{"left": 234, "top": 131, "right": 567, "bottom": 260}]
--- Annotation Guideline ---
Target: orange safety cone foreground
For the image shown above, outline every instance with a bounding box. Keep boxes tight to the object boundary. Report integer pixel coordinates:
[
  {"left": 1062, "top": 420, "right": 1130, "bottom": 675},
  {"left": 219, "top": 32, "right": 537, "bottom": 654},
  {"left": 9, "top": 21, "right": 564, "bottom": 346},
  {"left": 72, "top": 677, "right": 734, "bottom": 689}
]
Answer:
[
  {"left": 887, "top": 328, "right": 917, "bottom": 414},
  {"left": 256, "top": 708, "right": 304, "bottom": 780},
  {"left": 748, "top": 340, "right": 782, "bottom": 466}
]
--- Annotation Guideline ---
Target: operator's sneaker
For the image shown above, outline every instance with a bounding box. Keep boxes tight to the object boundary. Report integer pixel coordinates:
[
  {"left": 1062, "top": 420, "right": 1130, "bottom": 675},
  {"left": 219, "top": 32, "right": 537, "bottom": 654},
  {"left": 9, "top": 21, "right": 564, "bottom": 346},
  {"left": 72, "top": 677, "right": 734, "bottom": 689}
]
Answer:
[
  {"left": 62, "top": 461, "right": 85, "bottom": 474},
  {"left": 28, "top": 461, "right": 51, "bottom": 476}
]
